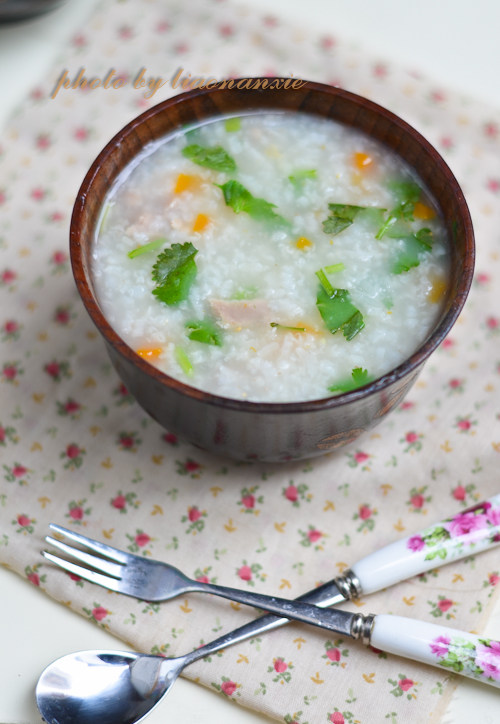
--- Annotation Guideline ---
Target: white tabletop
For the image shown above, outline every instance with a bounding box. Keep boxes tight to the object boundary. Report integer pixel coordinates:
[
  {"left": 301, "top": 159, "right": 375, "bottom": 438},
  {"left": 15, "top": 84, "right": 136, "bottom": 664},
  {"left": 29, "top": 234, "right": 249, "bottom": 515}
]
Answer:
[{"left": 1, "top": 2, "right": 499, "bottom": 722}]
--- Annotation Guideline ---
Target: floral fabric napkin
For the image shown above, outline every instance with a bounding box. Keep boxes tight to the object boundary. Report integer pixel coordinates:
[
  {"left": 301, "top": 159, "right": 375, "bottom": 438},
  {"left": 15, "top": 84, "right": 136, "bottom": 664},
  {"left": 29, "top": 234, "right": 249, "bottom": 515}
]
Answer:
[{"left": 1, "top": 1, "right": 500, "bottom": 722}]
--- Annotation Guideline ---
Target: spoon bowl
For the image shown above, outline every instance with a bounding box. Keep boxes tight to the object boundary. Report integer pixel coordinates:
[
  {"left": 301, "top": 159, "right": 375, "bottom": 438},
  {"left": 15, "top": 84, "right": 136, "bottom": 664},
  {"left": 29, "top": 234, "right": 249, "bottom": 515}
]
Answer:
[{"left": 36, "top": 650, "right": 180, "bottom": 724}]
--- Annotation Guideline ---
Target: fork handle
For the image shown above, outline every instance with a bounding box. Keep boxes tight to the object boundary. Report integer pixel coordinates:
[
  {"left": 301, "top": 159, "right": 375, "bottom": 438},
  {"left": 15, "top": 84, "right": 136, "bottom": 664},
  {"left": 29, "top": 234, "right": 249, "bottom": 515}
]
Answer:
[
  {"left": 350, "top": 495, "right": 500, "bottom": 595},
  {"left": 370, "top": 614, "right": 500, "bottom": 687}
]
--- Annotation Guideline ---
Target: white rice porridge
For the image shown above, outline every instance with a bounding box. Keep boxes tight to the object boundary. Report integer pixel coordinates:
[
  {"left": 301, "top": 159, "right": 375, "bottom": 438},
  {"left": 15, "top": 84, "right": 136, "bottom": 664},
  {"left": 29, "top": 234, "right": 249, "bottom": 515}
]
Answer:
[{"left": 92, "top": 112, "right": 449, "bottom": 402}]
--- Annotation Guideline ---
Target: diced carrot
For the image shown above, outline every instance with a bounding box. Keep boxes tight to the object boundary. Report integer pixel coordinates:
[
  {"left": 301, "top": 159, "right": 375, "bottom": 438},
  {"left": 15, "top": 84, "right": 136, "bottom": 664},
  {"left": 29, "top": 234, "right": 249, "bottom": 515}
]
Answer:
[
  {"left": 174, "top": 173, "right": 199, "bottom": 193},
  {"left": 427, "top": 275, "right": 447, "bottom": 303},
  {"left": 353, "top": 152, "right": 373, "bottom": 170},
  {"left": 296, "top": 236, "right": 313, "bottom": 250},
  {"left": 413, "top": 201, "right": 436, "bottom": 220},
  {"left": 136, "top": 347, "right": 163, "bottom": 360},
  {"left": 192, "top": 213, "right": 210, "bottom": 232}
]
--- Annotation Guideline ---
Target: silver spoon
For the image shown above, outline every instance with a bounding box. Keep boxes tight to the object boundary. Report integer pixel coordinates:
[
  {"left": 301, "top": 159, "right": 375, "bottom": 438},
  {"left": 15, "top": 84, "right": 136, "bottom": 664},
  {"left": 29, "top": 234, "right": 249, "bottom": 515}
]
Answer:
[{"left": 36, "top": 595, "right": 500, "bottom": 724}]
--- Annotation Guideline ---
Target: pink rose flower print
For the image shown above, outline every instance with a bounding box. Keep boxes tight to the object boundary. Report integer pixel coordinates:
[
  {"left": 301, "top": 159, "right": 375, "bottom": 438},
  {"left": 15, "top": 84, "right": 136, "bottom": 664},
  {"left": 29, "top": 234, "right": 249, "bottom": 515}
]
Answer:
[
  {"left": 176, "top": 458, "right": 202, "bottom": 477},
  {"left": 238, "top": 565, "right": 252, "bottom": 581},
  {"left": 475, "top": 641, "right": 500, "bottom": 681},
  {"left": 92, "top": 606, "right": 108, "bottom": 622},
  {"left": 299, "top": 525, "right": 327, "bottom": 549},
  {"left": 211, "top": 677, "right": 240, "bottom": 699},
  {"left": 117, "top": 431, "right": 142, "bottom": 452},
  {"left": 238, "top": 486, "right": 263, "bottom": 514},
  {"left": 446, "top": 511, "right": 489, "bottom": 537},
  {"left": 236, "top": 561, "right": 265, "bottom": 587},
  {"left": 430, "top": 635, "right": 450, "bottom": 656},
  {"left": 283, "top": 481, "right": 311, "bottom": 507},
  {"left": 126, "top": 529, "right": 154, "bottom": 555},
  {"left": 268, "top": 657, "right": 293, "bottom": 683},
  {"left": 221, "top": 680, "right": 237, "bottom": 696},
  {"left": 60, "top": 443, "right": 86, "bottom": 470},
  {"left": 353, "top": 504, "right": 377, "bottom": 532},
  {"left": 181, "top": 505, "right": 207, "bottom": 534},
  {"left": 388, "top": 674, "right": 418, "bottom": 699},
  {"left": 407, "top": 535, "right": 425, "bottom": 552},
  {"left": 407, "top": 486, "right": 431, "bottom": 513}
]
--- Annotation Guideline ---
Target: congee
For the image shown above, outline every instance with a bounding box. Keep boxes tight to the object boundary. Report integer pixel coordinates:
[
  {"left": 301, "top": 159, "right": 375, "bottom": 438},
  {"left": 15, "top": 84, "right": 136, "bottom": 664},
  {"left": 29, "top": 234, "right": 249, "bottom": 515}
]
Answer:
[{"left": 92, "top": 112, "right": 449, "bottom": 402}]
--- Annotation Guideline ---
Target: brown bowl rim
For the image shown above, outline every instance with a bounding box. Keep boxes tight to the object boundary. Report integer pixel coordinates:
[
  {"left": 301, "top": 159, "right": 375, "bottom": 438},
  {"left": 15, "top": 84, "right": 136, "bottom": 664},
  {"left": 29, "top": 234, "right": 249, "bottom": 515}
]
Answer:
[{"left": 70, "top": 78, "right": 475, "bottom": 414}]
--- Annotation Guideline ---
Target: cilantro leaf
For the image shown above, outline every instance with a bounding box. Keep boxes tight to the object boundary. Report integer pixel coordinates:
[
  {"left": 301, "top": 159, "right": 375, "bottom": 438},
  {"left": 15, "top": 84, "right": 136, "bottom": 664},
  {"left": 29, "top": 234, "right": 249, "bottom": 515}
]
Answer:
[
  {"left": 217, "top": 180, "right": 289, "bottom": 227},
  {"left": 328, "top": 367, "right": 371, "bottom": 393},
  {"left": 185, "top": 319, "right": 223, "bottom": 346},
  {"left": 391, "top": 228, "right": 433, "bottom": 274},
  {"left": 316, "top": 285, "right": 364, "bottom": 340},
  {"left": 322, "top": 204, "right": 366, "bottom": 235},
  {"left": 152, "top": 242, "right": 198, "bottom": 305},
  {"left": 376, "top": 180, "right": 422, "bottom": 239},
  {"left": 182, "top": 143, "right": 236, "bottom": 173},
  {"left": 322, "top": 204, "right": 385, "bottom": 236}
]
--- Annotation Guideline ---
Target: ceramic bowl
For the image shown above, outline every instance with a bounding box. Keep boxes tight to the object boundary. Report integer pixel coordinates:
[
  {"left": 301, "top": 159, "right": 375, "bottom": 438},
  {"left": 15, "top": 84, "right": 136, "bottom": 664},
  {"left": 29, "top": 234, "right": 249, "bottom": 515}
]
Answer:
[{"left": 70, "top": 79, "right": 474, "bottom": 462}]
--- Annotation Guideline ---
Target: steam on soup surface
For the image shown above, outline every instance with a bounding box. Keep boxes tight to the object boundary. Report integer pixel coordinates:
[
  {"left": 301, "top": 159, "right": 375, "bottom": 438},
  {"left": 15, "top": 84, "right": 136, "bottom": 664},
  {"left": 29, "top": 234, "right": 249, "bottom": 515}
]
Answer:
[{"left": 92, "top": 112, "right": 449, "bottom": 402}]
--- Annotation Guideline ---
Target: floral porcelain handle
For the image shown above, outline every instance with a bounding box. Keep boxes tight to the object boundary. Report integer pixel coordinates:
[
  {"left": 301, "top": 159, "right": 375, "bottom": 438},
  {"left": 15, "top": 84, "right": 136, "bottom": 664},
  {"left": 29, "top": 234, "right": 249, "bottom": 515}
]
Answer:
[
  {"left": 370, "top": 615, "right": 500, "bottom": 686},
  {"left": 349, "top": 496, "right": 500, "bottom": 595}
]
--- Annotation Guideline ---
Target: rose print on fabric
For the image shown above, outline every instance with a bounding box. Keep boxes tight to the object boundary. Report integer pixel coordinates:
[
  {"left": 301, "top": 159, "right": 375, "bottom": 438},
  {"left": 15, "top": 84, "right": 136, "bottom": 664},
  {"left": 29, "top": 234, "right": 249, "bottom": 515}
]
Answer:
[
  {"left": 25, "top": 563, "right": 46, "bottom": 588},
  {"left": 238, "top": 485, "right": 264, "bottom": 514},
  {"left": 282, "top": 481, "right": 312, "bottom": 507},
  {"left": 181, "top": 505, "right": 207, "bottom": 534},
  {"left": 268, "top": 657, "right": 293, "bottom": 683},
  {"left": 327, "top": 709, "right": 356, "bottom": 723},
  {"left": 299, "top": 525, "right": 327, "bottom": 550},
  {"left": 175, "top": 458, "right": 202, "bottom": 477},
  {"left": 236, "top": 560, "right": 266, "bottom": 586},
  {"left": 428, "top": 595, "right": 457, "bottom": 620},
  {"left": 322, "top": 639, "right": 349, "bottom": 667},
  {"left": 388, "top": 674, "right": 418, "bottom": 700},
  {"left": 116, "top": 430, "right": 142, "bottom": 452},
  {"left": 83, "top": 603, "right": 111, "bottom": 628},
  {"left": 345, "top": 450, "right": 371, "bottom": 469},
  {"left": 400, "top": 430, "right": 423, "bottom": 453},
  {"left": 407, "top": 486, "right": 431, "bottom": 513},
  {"left": 60, "top": 442, "right": 86, "bottom": 470},
  {"left": 110, "top": 490, "right": 139, "bottom": 513},
  {"left": 126, "top": 529, "right": 154, "bottom": 555},
  {"left": 12, "top": 513, "right": 35, "bottom": 534},
  {"left": 353, "top": 503, "right": 377, "bottom": 532},
  {"left": 0, "top": 423, "right": 18, "bottom": 446},
  {"left": 65, "top": 499, "right": 91, "bottom": 524},
  {"left": 4, "top": 462, "right": 31, "bottom": 485},
  {"left": 406, "top": 496, "right": 500, "bottom": 560},
  {"left": 430, "top": 634, "right": 500, "bottom": 683},
  {"left": 211, "top": 677, "right": 241, "bottom": 699}
]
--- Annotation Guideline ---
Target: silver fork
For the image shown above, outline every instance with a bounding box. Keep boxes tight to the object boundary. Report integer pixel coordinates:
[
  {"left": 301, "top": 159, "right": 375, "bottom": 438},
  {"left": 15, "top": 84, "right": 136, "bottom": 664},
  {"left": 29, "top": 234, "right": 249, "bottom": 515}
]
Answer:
[
  {"left": 43, "top": 497, "right": 500, "bottom": 612},
  {"left": 43, "top": 523, "right": 355, "bottom": 611}
]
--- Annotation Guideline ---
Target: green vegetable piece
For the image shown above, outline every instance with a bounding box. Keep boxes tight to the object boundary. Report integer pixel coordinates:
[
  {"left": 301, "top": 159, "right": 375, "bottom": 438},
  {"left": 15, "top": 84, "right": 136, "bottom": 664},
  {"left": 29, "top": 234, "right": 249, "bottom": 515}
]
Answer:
[
  {"left": 174, "top": 346, "right": 193, "bottom": 376},
  {"left": 323, "top": 262, "right": 345, "bottom": 274},
  {"left": 152, "top": 242, "right": 198, "bottom": 305},
  {"left": 322, "top": 204, "right": 366, "bottom": 236},
  {"left": 98, "top": 202, "right": 112, "bottom": 234},
  {"left": 182, "top": 143, "right": 236, "bottom": 173},
  {"left": 232, "top": 286, "right": 258, "bottom": 300},
  {"left": 270, "top": 322, "right": 307, "bottom": 332},
  {"left": 329, "top": 367, "right": 371, "bottom": 393},
  {"left": 185, "top": 319, "right": 223, "bottom": 346},
  {"left": 128, "top": 238, "right": 166, "bottom": 259},
  {"left": 391, "top": 228, "right": 433, "bottom": 274},
  {"left": 376, "top": 180, "right": 422, "bottom": 239},
  {"left": 217, "top": 180, "right": 289, "bottom": 227},
  {"left": 225, "top": 117, "right": 241, "bottom": 132},
  {"left": 315, "top": 268, "right": 334, "bottom": 296},
  {"left": 288, "top": 169, "right": 317, "bottom": 188},
  {"left": 316, "top": 285, "right": 364, "bottom": 341}
]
